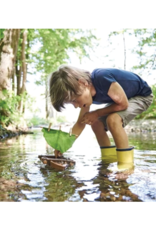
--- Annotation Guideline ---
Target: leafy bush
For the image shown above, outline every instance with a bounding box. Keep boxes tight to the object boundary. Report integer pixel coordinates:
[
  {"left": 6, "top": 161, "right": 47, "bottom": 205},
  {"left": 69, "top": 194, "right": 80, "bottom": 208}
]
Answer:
[
  {"left": 27, "top": 116, "right": 48, "bottom": 127},
  {"left": 27, "top": 115, "right": 67, "bottom": 127},
  {"left": 0, "top": 90, "right": 21, "bottom": 126},
  {"left": 0, "top": 89, "right": 37, "bottom": 128},
  {"left": 135, "top": 84, "right": 156, "bottom": 119},
  {"left": 0, "top": 29, "right": 5, "bottom": 40},
  {"left": 56, "top": 115, "right": 67, "bottom": 124}
]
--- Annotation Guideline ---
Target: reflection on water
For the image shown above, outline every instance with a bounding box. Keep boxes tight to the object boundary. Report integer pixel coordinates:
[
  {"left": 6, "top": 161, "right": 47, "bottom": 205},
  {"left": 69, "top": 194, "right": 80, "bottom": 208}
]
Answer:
[{"left": 0, "top": 124, "right": 156, "bottom": 202}]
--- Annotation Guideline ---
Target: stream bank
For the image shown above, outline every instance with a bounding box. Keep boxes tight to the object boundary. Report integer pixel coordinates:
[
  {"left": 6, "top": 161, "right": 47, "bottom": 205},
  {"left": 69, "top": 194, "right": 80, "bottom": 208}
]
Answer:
[{"left": 0, "top": 125, "right": 33, "bottom": 141}]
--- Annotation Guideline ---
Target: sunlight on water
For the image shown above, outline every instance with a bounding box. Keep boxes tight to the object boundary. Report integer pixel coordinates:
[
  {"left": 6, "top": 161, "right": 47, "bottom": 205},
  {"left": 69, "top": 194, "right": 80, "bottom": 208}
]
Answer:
[{"left": 0, "top": 125, "right": 156, "bottom": 202}]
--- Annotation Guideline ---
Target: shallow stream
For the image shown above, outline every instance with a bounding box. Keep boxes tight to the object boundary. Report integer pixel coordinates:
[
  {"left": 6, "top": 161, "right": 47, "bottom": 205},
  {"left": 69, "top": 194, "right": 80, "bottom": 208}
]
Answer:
[{"left": 0, "top": 122, "right": 156, "bottom": 202}]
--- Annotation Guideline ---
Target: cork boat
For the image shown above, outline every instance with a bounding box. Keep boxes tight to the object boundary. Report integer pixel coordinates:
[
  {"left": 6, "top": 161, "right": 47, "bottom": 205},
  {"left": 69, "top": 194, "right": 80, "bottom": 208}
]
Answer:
[{"left": 38, "top": 155, "right": 76, "bottom": 170}]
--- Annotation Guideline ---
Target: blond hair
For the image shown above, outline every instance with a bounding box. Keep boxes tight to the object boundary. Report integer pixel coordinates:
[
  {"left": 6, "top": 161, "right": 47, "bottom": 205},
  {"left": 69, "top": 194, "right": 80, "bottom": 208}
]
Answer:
[{"left": 49, "top": 65, "right": 91, "bottom": 111}]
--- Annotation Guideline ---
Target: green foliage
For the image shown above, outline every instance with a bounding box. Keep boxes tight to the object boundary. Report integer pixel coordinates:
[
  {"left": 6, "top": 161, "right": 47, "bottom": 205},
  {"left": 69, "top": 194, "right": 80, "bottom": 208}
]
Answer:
[
  {"left": 1, "top": 29, "right": 98, "bottom": 126},
  {"left": 108, "top": 28, "right": 156, "bottom": 75},
  {"left": 28, "top": 29, "right": 97, "bottom": 81},
  {"left": 0, "top": 90, "right": 36, "bottom": 127},
  {"left": 0, "top": 29, "right": 5, "bottom": 40},
  {"left": 27, "top": 115, "right": 48, "bottom": 127},
  {"left": 56, "top": 115, "right": 67, "bottom": 124},
  {"left": 135, "top": 84, "right": 156, "bottom": 119},
  {"left": 131, "top": 29, "right": 156, "bottom": 73},
  {"left": 27, "top": 114, "right": 67, "bottom": 127},
  {"left": 108, "top": 29, "right": 128, "bottom": 37},
  {"left": 0, "top": 90, "right": 21, "bottom": 126}
]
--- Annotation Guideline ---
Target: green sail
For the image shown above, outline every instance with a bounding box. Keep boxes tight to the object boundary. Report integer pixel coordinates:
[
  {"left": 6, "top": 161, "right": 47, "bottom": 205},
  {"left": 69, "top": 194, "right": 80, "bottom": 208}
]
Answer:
[{"left": 42, "top": 127, "right": 76, "bottom": 153}]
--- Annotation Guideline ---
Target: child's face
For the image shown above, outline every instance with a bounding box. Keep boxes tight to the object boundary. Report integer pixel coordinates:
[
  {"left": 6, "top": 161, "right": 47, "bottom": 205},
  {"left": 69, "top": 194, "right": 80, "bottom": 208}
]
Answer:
[{"left": 70, "top": 81, "right": 94, "bottom": 109}]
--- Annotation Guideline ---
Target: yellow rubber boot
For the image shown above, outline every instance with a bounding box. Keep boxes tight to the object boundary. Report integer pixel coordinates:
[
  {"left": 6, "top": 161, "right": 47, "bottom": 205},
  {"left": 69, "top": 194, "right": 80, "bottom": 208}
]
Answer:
[
  {"left": 101, "top": 146, "right": 117, "bottom": 164},
  {"left": 116, "top": 146, "right": 134, "bottom": 170}
]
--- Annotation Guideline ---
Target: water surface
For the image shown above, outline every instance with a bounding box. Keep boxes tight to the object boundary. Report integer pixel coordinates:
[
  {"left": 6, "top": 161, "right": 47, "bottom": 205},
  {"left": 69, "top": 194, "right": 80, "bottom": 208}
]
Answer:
[{"left": 0, "top": 124, "right": 156, "bottom": 202}]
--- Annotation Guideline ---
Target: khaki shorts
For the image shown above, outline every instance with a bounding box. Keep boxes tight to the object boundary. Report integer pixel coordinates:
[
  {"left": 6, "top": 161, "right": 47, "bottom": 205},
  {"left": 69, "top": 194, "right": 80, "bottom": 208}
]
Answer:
[{"left": 99, "top": 94, "right": 153, "bottom": 131}]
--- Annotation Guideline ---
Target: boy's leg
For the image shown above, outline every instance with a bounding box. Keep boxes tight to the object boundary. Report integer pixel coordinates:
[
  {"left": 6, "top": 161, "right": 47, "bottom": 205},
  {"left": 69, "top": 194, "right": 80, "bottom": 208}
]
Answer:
[
  {"left": 106, "top": 94, "right": 153, "bottom": 148},
  {"left": 91, "top": 115, "right": 128, "bottom": 148},
  {"left": 106, "top": 113, "right": 129, "bottom": 149},
  {"left": 91, "top": 120, "right": 111, "bottom": 146},
  {"left": 91, "top": 94, "right": 153, "bottom": 164},
  {"left": 91, "top": 119, "right": 117, "bottom": 163}
]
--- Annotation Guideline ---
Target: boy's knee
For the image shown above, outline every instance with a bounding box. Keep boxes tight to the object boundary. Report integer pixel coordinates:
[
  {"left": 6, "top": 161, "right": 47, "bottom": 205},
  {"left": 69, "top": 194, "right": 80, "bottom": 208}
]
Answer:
[
  {"left": 91, "top": 120, "right": 103, "bottom": 133},
  {"left": 106, "top": 113, "right": 123, "bottom": 130}
]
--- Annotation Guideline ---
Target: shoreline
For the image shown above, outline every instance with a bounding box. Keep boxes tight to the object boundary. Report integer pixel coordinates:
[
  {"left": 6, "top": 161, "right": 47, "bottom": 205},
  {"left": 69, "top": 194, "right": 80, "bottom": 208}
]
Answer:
[
  {"left": 1, "top": 118, "right": 156, "bottom": 141},
  {"left": 0, "top": 126, "right": 34, "bottom": 141}
]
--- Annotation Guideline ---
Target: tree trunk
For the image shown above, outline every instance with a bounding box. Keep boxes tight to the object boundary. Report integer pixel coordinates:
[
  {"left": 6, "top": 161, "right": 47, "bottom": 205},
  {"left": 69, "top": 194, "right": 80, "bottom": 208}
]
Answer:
[
  {"left": 0, "top": 29, "right": 21, "bottom": 126},
  {"left": 0, "top": 29, "right": 14, "bottom": 91},
  {"left": 11, "top": 29, "right": 20, "bottom": 91},
  {"left": 16, "top": 58, "right": 22, "bottom": 96},
  {"left": 21, "top": 30, "right": 27, "bottom": 94},
  {"left": 45, "top": 78, "right": 48, "bottom": 119},
  {"left": 17, "top": 29, "right": 28, "bottom": 113},
  {"left": 45, "top": 76, "right": 57, "bottom": 121},
  {"left": 123, "top": 31, "right": 126, "bottom": 70}
]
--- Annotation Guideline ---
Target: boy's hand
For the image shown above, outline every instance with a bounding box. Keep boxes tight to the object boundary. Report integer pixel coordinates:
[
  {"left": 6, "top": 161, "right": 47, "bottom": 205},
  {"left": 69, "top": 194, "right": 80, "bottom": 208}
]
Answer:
[
  {"left": 54, "top": 149, "right": 63, "bottom": 158},
  {"left": 81, "top": 111, "right": 99, "bottom": 125}
]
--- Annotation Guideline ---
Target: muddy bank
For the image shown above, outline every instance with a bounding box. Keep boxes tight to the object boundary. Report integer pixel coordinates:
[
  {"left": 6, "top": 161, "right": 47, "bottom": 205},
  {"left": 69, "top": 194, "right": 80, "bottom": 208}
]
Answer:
[{"left": 0, "top": 125, "right": 33, "bottom": 141}]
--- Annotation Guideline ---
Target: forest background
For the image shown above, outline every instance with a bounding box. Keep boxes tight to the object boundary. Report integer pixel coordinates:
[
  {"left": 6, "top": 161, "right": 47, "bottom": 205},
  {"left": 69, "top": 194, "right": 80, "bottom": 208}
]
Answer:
[{"left": 0, "top": 28, "right": 156, "bottom": 131}]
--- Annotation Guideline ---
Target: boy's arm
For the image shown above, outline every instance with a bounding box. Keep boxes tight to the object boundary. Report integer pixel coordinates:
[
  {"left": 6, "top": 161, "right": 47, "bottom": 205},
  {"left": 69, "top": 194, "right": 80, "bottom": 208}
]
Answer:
[
  {"left": 98, "top": 81, "right": 129, "bottom": 115},
  {"left": 72, "top": 106, "right": 90, "bottom": 137},
  {"left": 81, "top": 82, "right": 129, "bottom": 124},
  {"left": 54, "top": 106, "right": 90, "bottom": 158}
]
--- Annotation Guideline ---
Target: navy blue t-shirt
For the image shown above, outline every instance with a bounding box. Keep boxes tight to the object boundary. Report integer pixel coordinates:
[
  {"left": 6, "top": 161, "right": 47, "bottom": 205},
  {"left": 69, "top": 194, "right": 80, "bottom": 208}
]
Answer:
[{"left": 91, "top": 68, "right": 152, "bottom": 104}]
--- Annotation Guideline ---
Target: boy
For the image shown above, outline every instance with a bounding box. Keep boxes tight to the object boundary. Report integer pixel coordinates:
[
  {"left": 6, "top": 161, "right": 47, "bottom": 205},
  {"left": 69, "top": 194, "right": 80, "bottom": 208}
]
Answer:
[{"left": 49, "top": 65, "right": 153, "bottom": 167}]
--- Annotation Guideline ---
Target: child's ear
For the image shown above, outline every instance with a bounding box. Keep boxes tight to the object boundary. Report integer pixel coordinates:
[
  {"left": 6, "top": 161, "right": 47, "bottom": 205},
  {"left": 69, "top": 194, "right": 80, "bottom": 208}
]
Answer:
[{"left": 78, "top": 78, "right": 88, "bottom": 87}]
